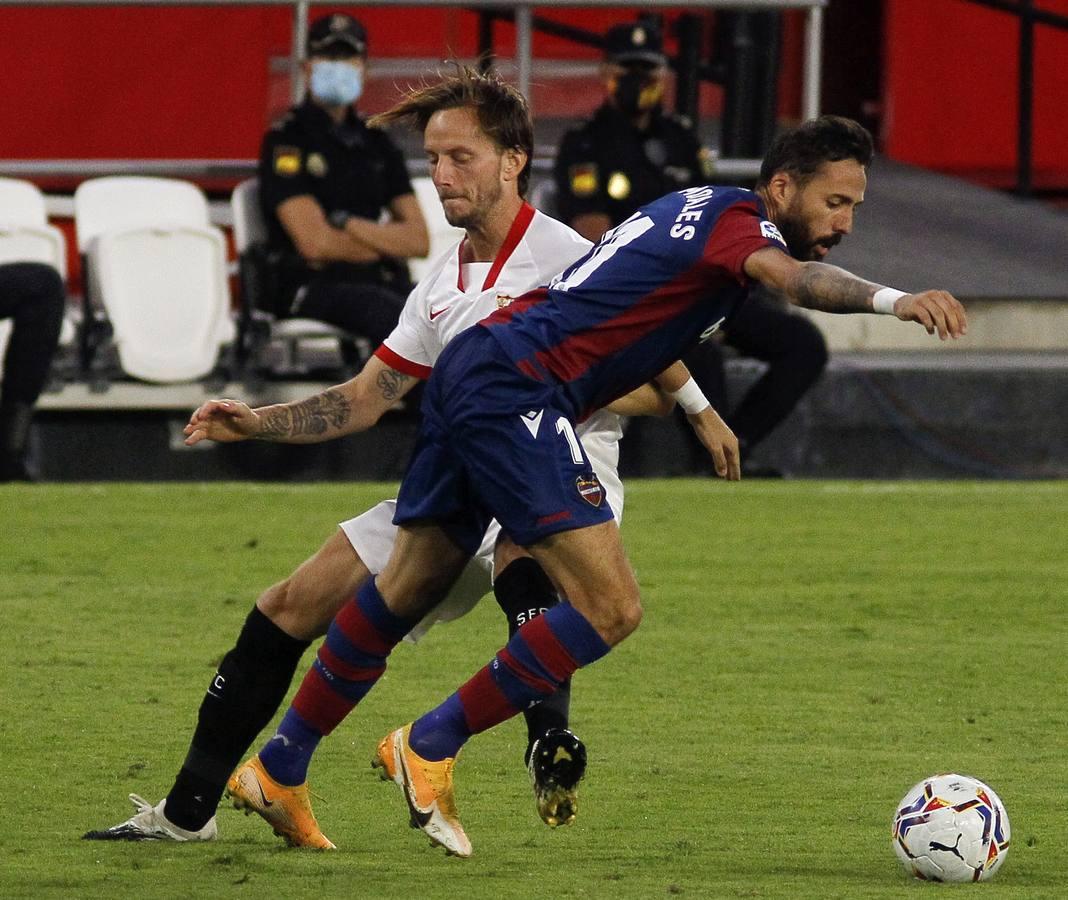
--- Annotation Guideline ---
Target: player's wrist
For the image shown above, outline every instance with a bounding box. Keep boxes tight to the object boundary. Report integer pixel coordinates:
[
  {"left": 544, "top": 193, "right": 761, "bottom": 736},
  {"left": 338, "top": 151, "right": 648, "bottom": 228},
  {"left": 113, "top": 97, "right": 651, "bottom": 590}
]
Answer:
[
  {"left": 669, "top": 377, "right": 710, "bottom": 415},
  {"left": 872, "top": 287, "right": 907, "bottom": 315},
  {"left": 249, "top": 409, "right": 268, "bottom": 439}
]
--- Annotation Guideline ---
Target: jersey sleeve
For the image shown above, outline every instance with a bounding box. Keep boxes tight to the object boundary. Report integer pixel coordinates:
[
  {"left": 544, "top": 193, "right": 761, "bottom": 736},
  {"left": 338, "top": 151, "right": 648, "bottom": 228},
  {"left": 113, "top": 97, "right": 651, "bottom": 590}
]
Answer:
[
  {"left": 701, "top": 201, "right": 789, "bottom": 284},
  {"left": 258, "top": 126, "right": 316, "bottom": 211},
  {"left": 374, "top": 282, "right": 434, "bottom": 378}
]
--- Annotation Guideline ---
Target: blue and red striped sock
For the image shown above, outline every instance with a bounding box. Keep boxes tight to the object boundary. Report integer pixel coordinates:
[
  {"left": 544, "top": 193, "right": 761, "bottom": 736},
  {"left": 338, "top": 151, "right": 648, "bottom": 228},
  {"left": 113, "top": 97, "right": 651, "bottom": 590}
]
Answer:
[
  {"left": 259, "top": 577, "right": 415, "bottom": 785},
  {"left": 408, "top": 602, "right": 610, "bottom": 761}
]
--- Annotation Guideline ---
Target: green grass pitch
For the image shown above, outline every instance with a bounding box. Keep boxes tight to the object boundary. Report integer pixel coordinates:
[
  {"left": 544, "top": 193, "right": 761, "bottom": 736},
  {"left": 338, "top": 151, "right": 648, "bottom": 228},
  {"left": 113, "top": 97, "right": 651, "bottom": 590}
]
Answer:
[{"left": 2, "top": 480, "right": 1066, "bottom": 899}]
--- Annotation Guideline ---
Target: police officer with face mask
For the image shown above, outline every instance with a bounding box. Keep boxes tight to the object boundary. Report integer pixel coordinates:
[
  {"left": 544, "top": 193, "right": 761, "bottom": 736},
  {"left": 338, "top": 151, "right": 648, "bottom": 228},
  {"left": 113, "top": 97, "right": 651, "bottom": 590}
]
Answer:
[
  {"left": 554, "top": 22, "right": 714, "bottom": 243},
  {"left": 258, "top": 13, "right": 429, "bottom": 353},
  {"left": 554, "top": 20, "right": 827, "bottom": 476}
]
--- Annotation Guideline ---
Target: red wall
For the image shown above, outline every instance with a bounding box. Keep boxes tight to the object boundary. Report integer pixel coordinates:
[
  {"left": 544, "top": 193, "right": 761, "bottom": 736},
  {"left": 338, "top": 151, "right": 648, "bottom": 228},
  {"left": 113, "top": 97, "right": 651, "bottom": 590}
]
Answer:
[
  {"left": 1, "top": 5, "right": 806, "bottom": 163},
  {"left": 882, "top": 0, "right": 1068, "bottom": 182}
]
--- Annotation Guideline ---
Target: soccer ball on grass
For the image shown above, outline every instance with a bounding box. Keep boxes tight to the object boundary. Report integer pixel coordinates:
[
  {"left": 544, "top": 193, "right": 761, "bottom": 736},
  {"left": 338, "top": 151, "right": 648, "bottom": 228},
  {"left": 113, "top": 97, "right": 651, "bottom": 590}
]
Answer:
[{"left": 891, "top": 773, "right": 1010, "bottom": 882}]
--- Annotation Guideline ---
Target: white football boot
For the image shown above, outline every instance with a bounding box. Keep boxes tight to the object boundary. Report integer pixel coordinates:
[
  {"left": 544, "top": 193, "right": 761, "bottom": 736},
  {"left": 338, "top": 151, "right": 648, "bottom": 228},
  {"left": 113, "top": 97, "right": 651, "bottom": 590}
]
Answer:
[{"left": 83, "top": 794, "right": 218, "bottom": 842}]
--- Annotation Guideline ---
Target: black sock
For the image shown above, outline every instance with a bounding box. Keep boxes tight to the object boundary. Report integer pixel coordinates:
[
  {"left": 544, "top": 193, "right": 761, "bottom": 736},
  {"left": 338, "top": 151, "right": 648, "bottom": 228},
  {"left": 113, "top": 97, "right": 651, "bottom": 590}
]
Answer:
[
  {"left": 164, "top": 606, "right": 310, "bottom": 831},
  {"left": 493, "top": 558, "right": 572, "bottom": 762}
]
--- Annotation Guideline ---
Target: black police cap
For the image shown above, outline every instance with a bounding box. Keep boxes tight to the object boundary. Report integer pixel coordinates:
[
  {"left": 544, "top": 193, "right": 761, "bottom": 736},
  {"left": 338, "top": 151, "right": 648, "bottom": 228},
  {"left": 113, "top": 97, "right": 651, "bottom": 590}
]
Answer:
[
  {"left": 604, "top": 22, "right": 667, "bottom": 66},
  {"left": 307, "top": 13, "right": 368, "bottom": 57}
]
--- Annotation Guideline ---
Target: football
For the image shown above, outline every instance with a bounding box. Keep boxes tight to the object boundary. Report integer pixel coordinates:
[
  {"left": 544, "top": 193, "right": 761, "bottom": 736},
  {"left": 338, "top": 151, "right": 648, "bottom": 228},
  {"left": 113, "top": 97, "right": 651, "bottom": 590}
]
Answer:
[{"left": 892, "top": 773, "right": 1011, "bottom": 882}]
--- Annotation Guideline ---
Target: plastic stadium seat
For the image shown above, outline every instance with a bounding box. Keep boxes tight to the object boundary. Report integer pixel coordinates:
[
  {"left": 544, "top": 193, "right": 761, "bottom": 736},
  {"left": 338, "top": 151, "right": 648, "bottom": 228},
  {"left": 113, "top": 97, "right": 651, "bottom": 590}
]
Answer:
[
  {"left": 0, "top": 178, "right": 75, "bottom": 368},
  {"left": 408, "top": 175, "right": 465, "bottom": 285},
  {"left": 93, "top": 227, "right": 230, "bottom": 382},
  {"left": 0, "top": 177, "right": 68, "bottom": 278},
  {"left": 528, "top": 177, "right": 559, "bottom": 218},
  {"left": 231, "top": 178, "right": 350, "bottom": 376},
  {"left": 74, "top": 176, "right": 209, "bottom": 251},
  {"left": 74, "top": 177, "right": 234, "bottom": 383}
]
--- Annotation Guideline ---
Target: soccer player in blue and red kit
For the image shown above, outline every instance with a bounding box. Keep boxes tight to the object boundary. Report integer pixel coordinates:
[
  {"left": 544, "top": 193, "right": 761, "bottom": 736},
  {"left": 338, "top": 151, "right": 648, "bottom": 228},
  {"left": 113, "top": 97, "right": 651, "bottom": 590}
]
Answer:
[{"left": 232, "top": 115, "right": 968, "bottom": 857}]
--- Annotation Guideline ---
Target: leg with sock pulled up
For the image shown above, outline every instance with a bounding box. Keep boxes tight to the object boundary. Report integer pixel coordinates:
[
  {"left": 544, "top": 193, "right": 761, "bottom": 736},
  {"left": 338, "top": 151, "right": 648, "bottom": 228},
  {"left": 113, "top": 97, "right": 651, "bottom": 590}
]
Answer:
[{"left": 380, "top": 519, "right": 642, "bottom": 854}]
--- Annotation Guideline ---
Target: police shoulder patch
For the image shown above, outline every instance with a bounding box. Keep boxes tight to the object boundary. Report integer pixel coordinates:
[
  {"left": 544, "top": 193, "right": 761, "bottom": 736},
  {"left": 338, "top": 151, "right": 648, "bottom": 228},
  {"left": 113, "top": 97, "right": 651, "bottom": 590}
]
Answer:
[
  {"left": 273, "top": 145, "right": 302, "bottom": 176},
  {"left": 606, "top": 171, "right": 631, "bottom": 201},
  {"left": 569, "top": 162, "right": 598, "bottom": 197}
]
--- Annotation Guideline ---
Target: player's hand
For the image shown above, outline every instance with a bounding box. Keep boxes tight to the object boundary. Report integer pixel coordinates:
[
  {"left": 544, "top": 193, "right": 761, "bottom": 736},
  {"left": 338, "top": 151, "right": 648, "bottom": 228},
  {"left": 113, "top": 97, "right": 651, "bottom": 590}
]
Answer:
[
  {"left": 894, "top": 291, "right": 968, "bottom": 340},
  {"left": 183, "top": 399, "right": 260, "bottom": 445},
  {"left": 686, "top": 406, "right": 741, "bottom": 481}
]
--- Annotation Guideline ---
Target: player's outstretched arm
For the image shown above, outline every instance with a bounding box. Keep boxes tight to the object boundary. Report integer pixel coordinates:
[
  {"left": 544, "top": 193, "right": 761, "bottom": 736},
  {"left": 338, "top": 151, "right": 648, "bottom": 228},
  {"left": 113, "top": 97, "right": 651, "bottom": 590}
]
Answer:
[
  {"left": 744, "top": 248, "right": 968, "bottom": 340},
  {"left": 604, "top": 383, "right": 674, "bottom": 417},
  {"left": 183, "top": 356, "right": 418, "bottom": 446},
  {"left": 652, "top": 361, "right": 741, "bottom": 481}
]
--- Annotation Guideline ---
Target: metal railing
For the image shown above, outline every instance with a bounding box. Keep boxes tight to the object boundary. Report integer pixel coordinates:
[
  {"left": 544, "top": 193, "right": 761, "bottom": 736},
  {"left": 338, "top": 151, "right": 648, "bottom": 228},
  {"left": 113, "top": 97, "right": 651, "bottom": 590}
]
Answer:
[
  {"left": 962, "top": 0, "right": 1068, "bottom": 197},
  {"left": 0, "top": 0, "right": 826, "bottom": 187}
]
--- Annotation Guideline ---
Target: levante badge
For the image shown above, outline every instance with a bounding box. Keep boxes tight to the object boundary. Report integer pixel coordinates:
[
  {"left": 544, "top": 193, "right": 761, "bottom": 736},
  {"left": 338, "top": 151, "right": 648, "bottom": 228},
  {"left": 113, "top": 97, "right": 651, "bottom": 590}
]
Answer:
[{"left": 575, "top": 474, "right": 604, "bottom": 507}]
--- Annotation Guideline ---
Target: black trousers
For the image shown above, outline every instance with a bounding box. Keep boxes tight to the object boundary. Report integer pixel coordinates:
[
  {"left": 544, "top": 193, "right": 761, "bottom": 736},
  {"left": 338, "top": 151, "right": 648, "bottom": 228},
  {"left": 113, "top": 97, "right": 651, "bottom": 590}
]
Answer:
[
  {"left": 684, "top": 289, "right": 828, "bottom": 451},
  {"left": 290, "top": 277, "right": 408, "bottom": 349},
  {"left": 0, "top": 262, "right": 65, "bottom": 407}
]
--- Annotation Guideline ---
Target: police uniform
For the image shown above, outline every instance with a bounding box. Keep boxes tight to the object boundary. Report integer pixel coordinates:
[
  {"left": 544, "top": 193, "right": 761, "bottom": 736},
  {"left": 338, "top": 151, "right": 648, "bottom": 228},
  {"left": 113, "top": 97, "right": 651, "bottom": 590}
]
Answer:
[
  {"left": 554, "top": 103, "right": 712, "bottom": 228},
  {"left": 258, "top": 98, "right": 414, "bottom": 346}
]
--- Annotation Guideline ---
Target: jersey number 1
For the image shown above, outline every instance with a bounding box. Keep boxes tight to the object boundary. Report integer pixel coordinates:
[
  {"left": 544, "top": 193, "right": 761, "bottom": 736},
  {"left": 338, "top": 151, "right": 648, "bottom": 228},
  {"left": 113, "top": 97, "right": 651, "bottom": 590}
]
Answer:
[
  {"left": 551, "top": 212, "right": 654, "bottom": 292},
  {"left": 555, "top": 416, "right": 584, "bottom": 465}
]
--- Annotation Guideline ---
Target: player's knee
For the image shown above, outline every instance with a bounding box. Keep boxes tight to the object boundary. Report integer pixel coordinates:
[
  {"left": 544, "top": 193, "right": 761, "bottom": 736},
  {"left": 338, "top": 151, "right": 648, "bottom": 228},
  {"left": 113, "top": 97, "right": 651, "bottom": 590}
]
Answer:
[
  {"left": 613, "top": 595, "right": 643, "bottom": 642},
  {"left": 256, "top": 579, "right": 294, "bottom": 624},
  {"left": 592, "top": 590, "right": 642, "bottom": 646},
  {"left": 256, "top": 578, "right": 327, "bottom": 640}
]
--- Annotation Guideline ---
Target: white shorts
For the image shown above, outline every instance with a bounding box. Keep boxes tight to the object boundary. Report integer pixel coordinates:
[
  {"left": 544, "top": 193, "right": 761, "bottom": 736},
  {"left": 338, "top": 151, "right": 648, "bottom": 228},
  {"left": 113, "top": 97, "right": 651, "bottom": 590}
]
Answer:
[{"left": 339, "top": 412, "right": 624, "bottom": 642}]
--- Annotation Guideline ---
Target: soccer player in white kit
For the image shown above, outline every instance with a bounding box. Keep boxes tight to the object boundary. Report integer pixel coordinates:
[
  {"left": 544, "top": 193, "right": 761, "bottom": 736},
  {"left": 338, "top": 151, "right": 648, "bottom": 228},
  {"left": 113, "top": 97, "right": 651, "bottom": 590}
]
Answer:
[
  {"left": 342, "top": 198, "right": 626, "bottom": 643},
  {"left": 85, "top": 67, "right": 737, "bottom": 848}
]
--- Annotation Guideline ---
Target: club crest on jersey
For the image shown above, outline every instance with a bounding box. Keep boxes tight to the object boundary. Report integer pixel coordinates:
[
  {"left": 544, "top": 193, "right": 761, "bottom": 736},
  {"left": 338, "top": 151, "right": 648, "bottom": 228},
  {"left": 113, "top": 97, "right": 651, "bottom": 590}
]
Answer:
[
  {"left": 496, "top": 293, "right": 515, "bottom": 309},
  {"left": 575, "top": 473, "right": 604, "bottom": 507},
  {"left": 760, "top": 220, "right": 787, "bottom": 246}
]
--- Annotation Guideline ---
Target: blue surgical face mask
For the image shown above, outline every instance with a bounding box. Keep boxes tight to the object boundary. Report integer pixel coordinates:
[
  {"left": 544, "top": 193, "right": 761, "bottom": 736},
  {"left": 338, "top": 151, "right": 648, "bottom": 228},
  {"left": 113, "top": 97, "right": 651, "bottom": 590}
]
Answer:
[{"left": 310, "top": 60, "right": 363, "bottom": 107}]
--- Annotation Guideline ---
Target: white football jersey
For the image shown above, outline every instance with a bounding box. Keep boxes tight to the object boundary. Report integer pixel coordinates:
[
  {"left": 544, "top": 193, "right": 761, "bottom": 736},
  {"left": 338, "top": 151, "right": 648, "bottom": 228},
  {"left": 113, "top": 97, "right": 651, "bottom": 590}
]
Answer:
[
  {"left": 376, "top": 203, "right": 624, "bottom": 454},
  {"left": 375, "top": 203, "right": 592, "bottom": 377}
]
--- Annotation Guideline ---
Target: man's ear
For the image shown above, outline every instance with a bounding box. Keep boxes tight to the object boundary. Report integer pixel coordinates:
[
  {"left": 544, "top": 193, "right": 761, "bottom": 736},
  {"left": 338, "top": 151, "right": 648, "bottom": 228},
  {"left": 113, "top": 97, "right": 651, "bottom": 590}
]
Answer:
[
  {"left": 766, "top": 171, "right": 796, "bottom": 207},
  {"left": 502, "top": 148, "right": 527, "bottom": 183}
]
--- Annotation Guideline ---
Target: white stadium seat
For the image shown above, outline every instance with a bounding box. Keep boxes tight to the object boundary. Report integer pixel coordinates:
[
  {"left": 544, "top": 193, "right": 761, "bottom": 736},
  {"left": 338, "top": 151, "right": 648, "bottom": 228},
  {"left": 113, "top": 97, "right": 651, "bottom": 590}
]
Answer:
[
  {"left": 74, "top": 176, "right": 234, "bottom": 383},
  {"left": 408, "top": 175, "right": 465, "bottom": 285},
  {"left": 0, "top": 177, "right": 74, "bottom": 363},
  {"left": 0, "top": 177, "right": 68, "bottom": 278},
  {"left": 74, "top": 176, "right": 210, "bottom": 251},
  {"left": 230, "top": 177, "right": 267, "bottom": 252}
]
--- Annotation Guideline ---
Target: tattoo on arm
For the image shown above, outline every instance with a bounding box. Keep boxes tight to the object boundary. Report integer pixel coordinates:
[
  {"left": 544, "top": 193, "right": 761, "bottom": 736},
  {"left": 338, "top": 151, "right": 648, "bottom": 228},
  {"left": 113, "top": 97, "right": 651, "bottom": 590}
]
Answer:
[
  {"left": 376, "top": 367, "right": 412, "bottom": 403},
  {"left": 256, "top": 389, "right": 351, "bottom": 441},
  {"left": 792, "top": 263, "right": 876, "bottom": 313}
]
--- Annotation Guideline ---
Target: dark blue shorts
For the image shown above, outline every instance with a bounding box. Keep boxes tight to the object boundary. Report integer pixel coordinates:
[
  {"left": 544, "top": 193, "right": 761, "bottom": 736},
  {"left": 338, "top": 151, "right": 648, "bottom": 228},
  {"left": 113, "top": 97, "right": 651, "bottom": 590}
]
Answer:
[{"left": 394, "top": 327, "right": 614, "bottom": 554}]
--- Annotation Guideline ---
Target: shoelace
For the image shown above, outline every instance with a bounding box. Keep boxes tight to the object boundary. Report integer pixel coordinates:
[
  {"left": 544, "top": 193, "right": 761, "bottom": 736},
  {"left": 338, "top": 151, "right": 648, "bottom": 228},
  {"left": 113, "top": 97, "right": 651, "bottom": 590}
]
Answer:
[{"left": 127, "top": 794, "right": 154, "bottom": 815}]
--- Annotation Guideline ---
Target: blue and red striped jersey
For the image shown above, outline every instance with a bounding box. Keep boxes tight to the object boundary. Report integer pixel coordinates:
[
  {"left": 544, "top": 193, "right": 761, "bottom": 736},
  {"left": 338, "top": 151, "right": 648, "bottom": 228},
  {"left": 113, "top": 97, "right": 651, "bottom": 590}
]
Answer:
[{"left": 480, "top": 186, "right": 789, "bottom": 420}]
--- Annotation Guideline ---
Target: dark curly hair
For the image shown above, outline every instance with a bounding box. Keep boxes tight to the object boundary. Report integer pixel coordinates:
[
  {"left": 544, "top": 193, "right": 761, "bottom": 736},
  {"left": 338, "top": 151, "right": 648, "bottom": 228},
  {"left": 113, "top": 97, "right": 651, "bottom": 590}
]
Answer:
[
  {"left": 369, "top": 65, "right": 534, "bottom": 198},
  {"left": 758, "top": 115, "right": 874, "bottom": 187}
]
